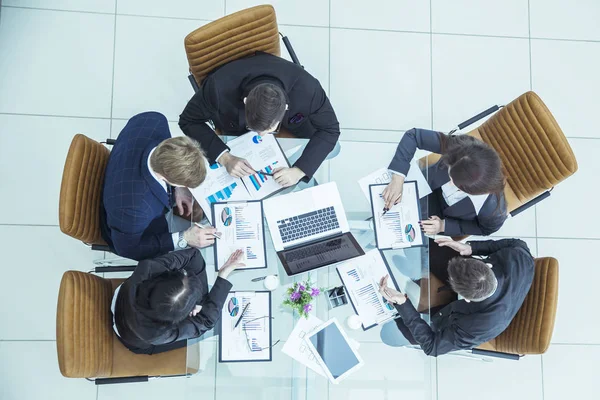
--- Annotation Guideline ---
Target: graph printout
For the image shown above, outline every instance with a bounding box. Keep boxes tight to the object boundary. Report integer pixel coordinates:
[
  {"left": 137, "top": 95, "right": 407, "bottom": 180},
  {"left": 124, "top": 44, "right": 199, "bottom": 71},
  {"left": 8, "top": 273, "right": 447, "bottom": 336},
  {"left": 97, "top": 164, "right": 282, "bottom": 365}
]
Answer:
[{"left": 213, "top": 201, "right": 267, "bottom": 271}]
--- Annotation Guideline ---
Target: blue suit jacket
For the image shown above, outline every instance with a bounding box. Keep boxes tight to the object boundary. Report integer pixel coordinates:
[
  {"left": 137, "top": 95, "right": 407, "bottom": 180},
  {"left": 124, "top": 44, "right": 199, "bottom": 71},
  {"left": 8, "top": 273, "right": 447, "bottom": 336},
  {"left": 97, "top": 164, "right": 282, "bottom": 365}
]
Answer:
[{"left": 100, "top": 112, "right": 174, "bottom": 260}]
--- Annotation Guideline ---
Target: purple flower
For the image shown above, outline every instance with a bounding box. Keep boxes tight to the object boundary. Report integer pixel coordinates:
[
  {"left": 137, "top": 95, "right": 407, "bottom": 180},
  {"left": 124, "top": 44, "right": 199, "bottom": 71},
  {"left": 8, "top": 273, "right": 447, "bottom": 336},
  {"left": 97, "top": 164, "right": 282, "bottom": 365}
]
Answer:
[
  {"left": 290, "top": 291, "right": 301, "bottom": 301},
  {"left": 298, "top": 284, "right": 306, "bottom": 292},
  {"left": 303, "top": 304, "right": 313, "bottom": 313},
  {"left": 310, "top": 288, "right": 320, "bottom": 297}
]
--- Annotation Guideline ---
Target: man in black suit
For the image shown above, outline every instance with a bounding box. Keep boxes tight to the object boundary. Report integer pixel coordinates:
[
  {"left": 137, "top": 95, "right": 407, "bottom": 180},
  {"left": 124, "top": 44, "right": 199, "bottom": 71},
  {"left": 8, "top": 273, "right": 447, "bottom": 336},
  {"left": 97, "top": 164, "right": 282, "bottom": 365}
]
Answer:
[
  {"left": 179, "top": 52, "right": 340, "bottom": 187},
  {"left": 379, "top": 238, "right": 535, "bottom": 356}
]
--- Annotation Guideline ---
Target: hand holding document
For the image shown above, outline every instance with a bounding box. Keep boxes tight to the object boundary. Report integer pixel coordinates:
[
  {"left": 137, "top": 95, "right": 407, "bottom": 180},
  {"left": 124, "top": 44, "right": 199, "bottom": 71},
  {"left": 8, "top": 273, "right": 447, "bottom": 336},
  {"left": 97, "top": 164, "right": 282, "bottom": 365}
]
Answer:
[
  {"left": 212, "top": 201, "right": 267, "bottom": 271},
  {"left": 358, "top": 163, "right": 432, "bottom": 201},
  {"left": 336, "top": 249, "right": 399, "bottom": 330}
]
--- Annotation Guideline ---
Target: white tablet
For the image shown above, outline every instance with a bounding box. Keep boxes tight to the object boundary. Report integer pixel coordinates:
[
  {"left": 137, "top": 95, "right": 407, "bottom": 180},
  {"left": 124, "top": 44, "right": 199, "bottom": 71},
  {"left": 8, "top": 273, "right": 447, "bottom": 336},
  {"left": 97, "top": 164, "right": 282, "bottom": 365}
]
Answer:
[{"left": 304, "top": 318, "right": 364, "bottom": 384}]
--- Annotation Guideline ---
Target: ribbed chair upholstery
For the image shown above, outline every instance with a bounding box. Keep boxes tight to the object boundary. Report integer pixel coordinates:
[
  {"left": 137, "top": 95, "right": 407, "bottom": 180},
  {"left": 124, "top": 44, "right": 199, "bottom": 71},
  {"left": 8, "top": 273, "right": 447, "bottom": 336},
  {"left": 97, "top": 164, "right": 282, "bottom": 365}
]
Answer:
[
  {"left": 419, "top": 91, "right": 578, "bottom": 214},
  {"left": 184, "top": 5, "right": 280, "bottom": 88},
  {"left": 477, "top": 257, "right": 559, "bottom": 355},
  {"left": 59, "top": 134, "right": 109, "bottom": 245},
  {"left": 56, "top": 271, "right": 198, "bottom": 380}
]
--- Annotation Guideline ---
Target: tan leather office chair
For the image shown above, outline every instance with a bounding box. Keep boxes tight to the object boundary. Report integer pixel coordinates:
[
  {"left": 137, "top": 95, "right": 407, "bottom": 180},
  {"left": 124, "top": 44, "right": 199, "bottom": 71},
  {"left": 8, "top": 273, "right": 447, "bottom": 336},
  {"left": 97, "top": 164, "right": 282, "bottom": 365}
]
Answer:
[
  {"left": 57, "top": 271, "right": 199, "bottom": 384},
  {"left": 183, "top": 4, "right": 299, "bottom": 139},
  {"left": 419, "top": 91, "right": 578, "bottom": 218},
  {"left": 473, "top": 257, "right": 559, "bottom": 359}
]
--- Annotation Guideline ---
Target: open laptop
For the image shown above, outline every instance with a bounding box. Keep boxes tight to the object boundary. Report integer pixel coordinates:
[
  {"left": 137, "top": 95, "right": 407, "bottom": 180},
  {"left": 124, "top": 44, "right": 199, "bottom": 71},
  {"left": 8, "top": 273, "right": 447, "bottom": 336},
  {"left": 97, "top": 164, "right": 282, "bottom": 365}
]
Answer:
[{"left": 263, "top": 182, "right": 364, "bottom": 276}]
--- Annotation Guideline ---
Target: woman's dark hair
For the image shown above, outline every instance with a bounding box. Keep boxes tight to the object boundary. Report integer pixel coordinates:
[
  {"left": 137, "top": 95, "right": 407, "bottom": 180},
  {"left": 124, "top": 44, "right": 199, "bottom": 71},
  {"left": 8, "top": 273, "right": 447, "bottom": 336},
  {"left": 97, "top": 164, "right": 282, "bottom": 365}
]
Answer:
[
  {"left": 146, "top": 270, "right": 202, "bottom": 324},
  {"left": 448, "top": 257, "right": 498, "bottom": 302},
  {"left": 439, "top": 134, "right": 505, "bottom": 196},
  {"left": 245, "top": 83, "right": 287, "bottom": 132}
]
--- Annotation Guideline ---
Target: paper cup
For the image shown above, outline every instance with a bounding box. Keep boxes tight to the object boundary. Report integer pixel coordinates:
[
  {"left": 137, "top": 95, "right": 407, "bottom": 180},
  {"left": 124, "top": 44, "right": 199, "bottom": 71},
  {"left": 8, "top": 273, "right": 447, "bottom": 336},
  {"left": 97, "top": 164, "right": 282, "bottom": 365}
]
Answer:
[
  {"left": 264, "top": 275, "right": 280, "bottom": 291},
  {"left": 346, "top": 315, "right": 362, "bottom": 330}
]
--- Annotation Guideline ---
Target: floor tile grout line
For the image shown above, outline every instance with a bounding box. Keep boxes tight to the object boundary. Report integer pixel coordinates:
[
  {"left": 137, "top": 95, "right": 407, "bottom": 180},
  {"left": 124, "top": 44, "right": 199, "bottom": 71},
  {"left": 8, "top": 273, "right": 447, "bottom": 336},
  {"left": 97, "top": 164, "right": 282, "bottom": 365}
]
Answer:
[
  {"left": 109, "top": 1, "right": 117, "bottom": 138},
  {"left": 328, "top": 0, "right": 332, "bottom": 186},
  {"left": 0, "top": 224, "right": 59, "bottom": 227},
  {"left": 0, "top": 112, "right": 111, "bottom": 120},
  {"left": 429, "top": 0, "right": 434, "bottom": 131},
  {"left": 540, "top": 354, "right": 546, "bottom": 400}
]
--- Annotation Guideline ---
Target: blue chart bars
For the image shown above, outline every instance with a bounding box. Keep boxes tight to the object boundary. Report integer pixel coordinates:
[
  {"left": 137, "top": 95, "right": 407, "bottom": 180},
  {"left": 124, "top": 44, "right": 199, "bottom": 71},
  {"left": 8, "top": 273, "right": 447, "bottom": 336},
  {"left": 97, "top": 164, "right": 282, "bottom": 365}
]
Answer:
[
  {"left": 381, "top": 211, "right": 404, "bottom": 243},
  {"left": 207, "top": 182, "right": 238, "bottom": 203},
  {"left": 346, "top": 268, "right": 360, "bottom": 282}
]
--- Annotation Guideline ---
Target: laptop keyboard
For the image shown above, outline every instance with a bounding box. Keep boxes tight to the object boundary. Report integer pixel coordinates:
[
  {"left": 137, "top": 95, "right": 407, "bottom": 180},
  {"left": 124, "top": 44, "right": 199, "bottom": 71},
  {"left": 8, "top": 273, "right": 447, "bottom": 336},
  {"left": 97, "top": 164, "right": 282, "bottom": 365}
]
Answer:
[{"left": 277, "top": 206, "right": 340, "bottom": 244}]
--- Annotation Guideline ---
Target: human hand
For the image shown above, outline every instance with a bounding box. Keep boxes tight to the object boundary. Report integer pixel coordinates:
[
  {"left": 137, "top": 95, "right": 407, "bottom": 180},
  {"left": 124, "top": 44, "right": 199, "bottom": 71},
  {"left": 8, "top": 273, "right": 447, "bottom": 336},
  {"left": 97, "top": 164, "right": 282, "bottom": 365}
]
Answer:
[
  {"left": 183, "top": 225, "right": 219, "bottom": 248},
  {"left": 382, "top": 174, "right": 405, "bottom": 210},
  {"left": 420, "top": 215, "right": 445, "bottom": 235},
  {"left": 435, "top": 237, "right": 472, "bottom": 256},
  {"left": 189, "top": 305, "right": 202, "bottom": 317},
  {"left": 219, "top": 152, "right": 255, "bottom": 178},
  {"left": 173, "top": 187, "right": 194, "bottom": 218},
  {"left": 378, "top": 274, "right": 407, "bottom": 305},
  {"left": 218, "top": 249, "right": 246, "bottom": 279},
  {"left": 273, "top": 167, "right": 305, "bottom": 187}
]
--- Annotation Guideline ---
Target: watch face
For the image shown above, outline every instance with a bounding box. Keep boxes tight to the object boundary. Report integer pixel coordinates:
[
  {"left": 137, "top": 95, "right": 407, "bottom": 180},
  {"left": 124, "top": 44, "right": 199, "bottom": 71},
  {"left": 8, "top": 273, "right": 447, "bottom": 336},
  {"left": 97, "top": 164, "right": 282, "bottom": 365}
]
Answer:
[{"left": 178, "top": 239, "right": 187, "bottom": 248}]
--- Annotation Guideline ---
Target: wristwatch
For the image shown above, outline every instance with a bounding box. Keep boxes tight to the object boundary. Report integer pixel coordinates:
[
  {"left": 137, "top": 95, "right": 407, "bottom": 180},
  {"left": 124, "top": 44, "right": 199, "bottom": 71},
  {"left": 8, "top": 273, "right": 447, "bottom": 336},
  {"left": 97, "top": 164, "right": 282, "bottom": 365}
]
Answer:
[{"left": 178, "top": 231, "right": 188, "bottom": 249}]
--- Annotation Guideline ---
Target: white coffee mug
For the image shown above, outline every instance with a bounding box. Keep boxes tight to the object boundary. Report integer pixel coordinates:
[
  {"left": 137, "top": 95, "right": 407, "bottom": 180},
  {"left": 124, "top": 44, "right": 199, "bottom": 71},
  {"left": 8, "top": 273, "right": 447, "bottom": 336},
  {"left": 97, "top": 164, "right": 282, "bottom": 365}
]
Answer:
[
  {"left": 346, "top": 314, "right": 362, "bottom": 330},
  {"left": 264, "top": 275, "right": 279, "bottom": 291}
]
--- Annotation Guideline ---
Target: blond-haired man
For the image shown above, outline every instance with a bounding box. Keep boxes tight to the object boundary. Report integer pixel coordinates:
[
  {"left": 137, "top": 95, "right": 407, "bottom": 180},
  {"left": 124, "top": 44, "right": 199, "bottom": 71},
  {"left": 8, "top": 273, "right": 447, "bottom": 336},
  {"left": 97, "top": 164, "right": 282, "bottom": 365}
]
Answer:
[{"left": 100, "top": 112, "right": 217, "bottom": 260}]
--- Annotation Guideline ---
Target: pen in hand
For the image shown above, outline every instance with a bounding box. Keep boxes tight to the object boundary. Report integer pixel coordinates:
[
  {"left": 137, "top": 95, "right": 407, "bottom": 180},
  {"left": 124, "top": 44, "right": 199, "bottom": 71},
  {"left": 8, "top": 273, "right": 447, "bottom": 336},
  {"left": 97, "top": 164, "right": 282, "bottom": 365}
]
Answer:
[
  {"left": 234, "top": 302, "right": 251, "bottom": 329},
  {"left": 254, "top": 169, "right": 274, "bottom": 177},
  {"left": 194, "top": 222, "right": 221, "bottom": 239}
]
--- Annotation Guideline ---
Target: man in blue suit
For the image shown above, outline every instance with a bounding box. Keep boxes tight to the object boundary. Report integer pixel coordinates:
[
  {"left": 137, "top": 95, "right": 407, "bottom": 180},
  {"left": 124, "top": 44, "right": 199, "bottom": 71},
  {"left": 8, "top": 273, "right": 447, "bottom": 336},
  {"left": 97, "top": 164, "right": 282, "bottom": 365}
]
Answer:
[{"left": 100, "top": 112, "right": 218, "bottom": 261}]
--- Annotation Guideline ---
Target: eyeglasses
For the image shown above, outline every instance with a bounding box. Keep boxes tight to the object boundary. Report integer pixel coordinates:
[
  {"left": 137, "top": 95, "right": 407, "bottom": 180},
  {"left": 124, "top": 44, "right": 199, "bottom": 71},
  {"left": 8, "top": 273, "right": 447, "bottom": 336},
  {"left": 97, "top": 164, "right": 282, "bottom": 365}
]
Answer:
[{"left": 242, "top": 316, "right": 281, "bottom": 352}]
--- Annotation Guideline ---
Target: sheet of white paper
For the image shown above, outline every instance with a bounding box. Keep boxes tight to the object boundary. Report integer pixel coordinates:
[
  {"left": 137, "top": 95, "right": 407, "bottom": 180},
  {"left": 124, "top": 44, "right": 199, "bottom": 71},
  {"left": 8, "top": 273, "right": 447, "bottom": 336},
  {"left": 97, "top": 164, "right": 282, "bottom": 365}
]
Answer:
[
  {"left": 228, "top": 132, "right": 289, "bottom": 200},
  {"left": 213, "top": 202, "right": 266, "bottom": 270},
  {"left": 190, "top": 160, "right": 250, "bottom": 223},
  {"left": 220, "top": 292, "right": 271, "bottom": 362},
  {"left": 337, "top": 249, "right": 398, "bottom": 329},
  {"left": 358, "top": 163, "right": 432, "bottom": 201},
  {"left": 281, "top": 315, "right": 327, "bottom": 377},
  {"left": 370, "top": 182, "right": 424, "bottom": 249}
]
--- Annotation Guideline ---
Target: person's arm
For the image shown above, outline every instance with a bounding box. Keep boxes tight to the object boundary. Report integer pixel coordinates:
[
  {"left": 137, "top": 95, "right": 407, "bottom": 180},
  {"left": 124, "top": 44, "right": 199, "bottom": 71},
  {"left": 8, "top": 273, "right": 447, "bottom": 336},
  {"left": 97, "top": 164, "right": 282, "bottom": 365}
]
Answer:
[
  {"left": 442, "top": 213, "right": 505, "bottom": 237},
  {"left": 110, "top": 211, "right": 174, "bottom": 261},
  {"left": 157, "top": 277, "right": 233, "bottom": 343},
  {"left": 128, "top": 248, "right": 199, "bottom": 284},
  {"left": 388, "top": 128, "right": 444, "bottom": 175},
  {"left": 178, "top": 78, "right": 229, "bottom": 163},
  {"left": 468, "top": 238, "right": 531, "bottom": 257},
  {"left": 292, "top": 86, "right": 340, "bottom": 181},
  {"left": 394, "top": 300, "right": 474, "bottom": 356}
]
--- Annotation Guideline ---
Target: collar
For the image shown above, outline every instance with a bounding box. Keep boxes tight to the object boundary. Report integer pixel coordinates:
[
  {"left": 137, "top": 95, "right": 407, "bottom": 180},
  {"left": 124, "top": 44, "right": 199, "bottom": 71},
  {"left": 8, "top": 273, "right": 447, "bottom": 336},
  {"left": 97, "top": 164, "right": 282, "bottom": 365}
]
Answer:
[{"left": 240, "top": 76, "right": 290, "bottom": 103}]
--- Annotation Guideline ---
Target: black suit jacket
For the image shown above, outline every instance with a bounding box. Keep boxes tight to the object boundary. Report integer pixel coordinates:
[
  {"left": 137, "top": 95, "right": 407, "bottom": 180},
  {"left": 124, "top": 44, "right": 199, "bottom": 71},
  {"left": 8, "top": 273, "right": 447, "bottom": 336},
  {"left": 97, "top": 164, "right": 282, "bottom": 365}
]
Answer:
[
  {"left": 179, "top": 52, "right": 340, "bottom": 180},
  {"left": 395, "top": 239, "right": 535, "bottom": 356},
  {"left": 114, "top": 249, "right": 232, "bottom": 354},
  {"left": 388, "top": 128, "right": 507, "bottom": 236}
]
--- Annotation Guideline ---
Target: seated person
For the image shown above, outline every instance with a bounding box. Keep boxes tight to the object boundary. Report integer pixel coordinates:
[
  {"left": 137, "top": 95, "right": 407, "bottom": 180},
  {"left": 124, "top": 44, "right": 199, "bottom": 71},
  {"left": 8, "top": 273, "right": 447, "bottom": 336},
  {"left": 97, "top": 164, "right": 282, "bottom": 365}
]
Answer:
[
  {"left": 379, "top": 237, "right": 535, "bottom": 356},
  {"left": 179, "top": 52, "right": 340, "bottom": 187},
  {"left": 382, "top": 128, "right": 507, "bottom": 236},
  {"left": 112, "top": 248, "right": 244, "bottom": 354},
  {"left": 100, "top": 111, "right": 218, "bottom": 261}
]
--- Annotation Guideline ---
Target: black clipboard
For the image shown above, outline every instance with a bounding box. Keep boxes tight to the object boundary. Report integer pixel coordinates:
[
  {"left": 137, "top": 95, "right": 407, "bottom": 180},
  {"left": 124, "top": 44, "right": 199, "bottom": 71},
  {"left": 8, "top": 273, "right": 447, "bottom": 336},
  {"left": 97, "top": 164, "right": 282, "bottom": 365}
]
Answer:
[
  {"left": 369, "top": 181, "right": 426, "bottom": 250},
  {"left": 218, "top": 291, "right": 273, "bottom": 363},
  {"left": 335, "top": 250, "right": 401, "bottom": 331},
  {"left": 211, "top": 200, "right": 267, "bottom": 272}
]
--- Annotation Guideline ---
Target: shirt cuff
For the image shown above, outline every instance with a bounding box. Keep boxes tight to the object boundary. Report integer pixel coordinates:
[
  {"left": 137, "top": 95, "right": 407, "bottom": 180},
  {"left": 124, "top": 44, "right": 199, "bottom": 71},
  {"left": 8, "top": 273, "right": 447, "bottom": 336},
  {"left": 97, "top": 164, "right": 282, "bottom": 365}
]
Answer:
[
  {"left": 389, "top": 169, "right": 406, "bottom": 177},
  {"left": 172, "top": 232, "right": 180, "bottom": 249},
  {"left": 215, "top": 149, "right": 229, "bottom": 164}
]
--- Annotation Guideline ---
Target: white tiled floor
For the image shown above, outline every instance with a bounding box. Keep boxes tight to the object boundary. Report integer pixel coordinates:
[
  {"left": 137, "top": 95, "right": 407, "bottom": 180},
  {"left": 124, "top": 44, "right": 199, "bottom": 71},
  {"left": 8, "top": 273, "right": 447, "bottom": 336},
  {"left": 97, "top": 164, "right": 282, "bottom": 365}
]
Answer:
[{"left": 1, "top": 1, "right": 599, "bottom": 400}]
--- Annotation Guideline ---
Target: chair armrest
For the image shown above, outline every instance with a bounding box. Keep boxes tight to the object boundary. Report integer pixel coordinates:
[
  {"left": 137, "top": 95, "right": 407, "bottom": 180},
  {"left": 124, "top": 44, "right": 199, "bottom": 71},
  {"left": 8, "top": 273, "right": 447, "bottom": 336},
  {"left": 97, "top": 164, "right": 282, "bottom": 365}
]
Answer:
[
  {"left": 457, "top": 105, "right": 501, "bottom": 131},
  {"left": 91, "top": 244, "right": 112, "bottom": 252},
  {"left": 188, "top": 74, "right": 200, "bottom": 93},
  {"left": 281, "top": 34, "right": 302, "bottom": 68},
  {"left": 471, "top": 348, "right": 521, "bottom": 360},
  {"left": 94, "top": 376, "right": 149, "bottom": 385},
  {"left": 93, "top": 266, "right": 137, "bottom": 273},
  {"left": 510, "top": 191, "right": 551, "bottom": 217}
]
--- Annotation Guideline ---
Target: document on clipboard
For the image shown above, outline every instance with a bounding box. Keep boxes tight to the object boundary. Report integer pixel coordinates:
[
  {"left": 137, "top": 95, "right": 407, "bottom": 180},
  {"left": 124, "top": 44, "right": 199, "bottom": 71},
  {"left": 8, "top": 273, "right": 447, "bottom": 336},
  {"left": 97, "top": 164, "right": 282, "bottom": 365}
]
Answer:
[
  {"left": 336, "top": 249, "right": 399, "bottom": 330},
  {"left": 358, "top": 164, "right": 432, "bottom": 201},
  {"left": 212, "top": 201, "right": 267, "bottom": 271},
  {"left": 369, "top": 182, "right": 425, "bottom": 250},
  {"left": 190, "top": 132, "right": 290, "bottom": 223},
  {"left": 219, "top": 291, "right": 273, "bottom": 363}
]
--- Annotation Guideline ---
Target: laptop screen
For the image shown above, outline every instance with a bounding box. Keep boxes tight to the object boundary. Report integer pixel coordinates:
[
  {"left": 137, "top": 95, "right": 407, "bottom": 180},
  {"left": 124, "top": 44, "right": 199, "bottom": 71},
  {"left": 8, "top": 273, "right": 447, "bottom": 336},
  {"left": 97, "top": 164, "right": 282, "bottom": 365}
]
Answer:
[{"left": 279, "top": 233, "right": 364, "bottom": 276}]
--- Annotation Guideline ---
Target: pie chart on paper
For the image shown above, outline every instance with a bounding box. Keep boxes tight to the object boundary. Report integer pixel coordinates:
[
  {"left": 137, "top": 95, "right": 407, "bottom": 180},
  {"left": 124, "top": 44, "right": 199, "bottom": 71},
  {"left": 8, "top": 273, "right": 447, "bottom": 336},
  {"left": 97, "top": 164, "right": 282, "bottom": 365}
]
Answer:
[{"left": 252, "top": 135, "right": 262, "bottom": 144}]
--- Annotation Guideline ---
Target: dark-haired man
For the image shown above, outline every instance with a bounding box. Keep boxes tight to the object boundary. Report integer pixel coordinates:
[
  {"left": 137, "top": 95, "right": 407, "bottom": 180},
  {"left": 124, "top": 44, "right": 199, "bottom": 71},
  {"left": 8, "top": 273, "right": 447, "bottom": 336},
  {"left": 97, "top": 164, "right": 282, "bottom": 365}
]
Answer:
[
  {"left": 179, "top": 52, "right": 340, "bottom": 187},
  {"left": 378, "top": 237, "right": 535, "bottom": 356}
]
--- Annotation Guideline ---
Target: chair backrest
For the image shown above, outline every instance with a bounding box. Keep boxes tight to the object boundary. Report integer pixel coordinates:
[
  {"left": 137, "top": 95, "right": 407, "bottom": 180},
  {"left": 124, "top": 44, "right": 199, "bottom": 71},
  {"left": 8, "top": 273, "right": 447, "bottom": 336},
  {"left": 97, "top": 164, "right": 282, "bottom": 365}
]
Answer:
[
  {"left": 57, "top": 271, "right": 113, "bottom": 378},
  {"left": 59, "top": 134, "right": 109, "bottom": 245},
  {"left": 492, "top": 257, "right": 559, "bottom": 354},
  {"left": 418, "top": 91, "right": 578, "bottom": 213},
  {"left": 184, "top": 5, "right": 280, "bottom": 87}
]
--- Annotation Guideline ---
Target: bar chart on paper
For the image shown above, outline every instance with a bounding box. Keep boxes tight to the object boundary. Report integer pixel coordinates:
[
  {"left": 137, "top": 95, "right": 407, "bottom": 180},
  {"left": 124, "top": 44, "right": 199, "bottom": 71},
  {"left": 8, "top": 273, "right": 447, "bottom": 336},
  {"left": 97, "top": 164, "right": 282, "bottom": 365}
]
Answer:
[
  {"left": 206, "top": 182, "right": 239, "bottom": 204},
  {"left": 248, "top": 161, "right": 279, "bottom": 191}
]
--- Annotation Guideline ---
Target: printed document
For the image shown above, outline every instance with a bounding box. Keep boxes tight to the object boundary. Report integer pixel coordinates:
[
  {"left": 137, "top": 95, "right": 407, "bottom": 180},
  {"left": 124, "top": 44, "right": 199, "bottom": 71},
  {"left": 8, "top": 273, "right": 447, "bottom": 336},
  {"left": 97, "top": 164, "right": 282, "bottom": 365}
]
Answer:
[
  {"left": 370, "top": 182, "right": 424, "bottom": 249},
  {"left": 337, "top": 249, "right": 398, "bottom": 329},
  {"left": 281, "top": 315, "right": 327, "bottom": 377},
  {"left": 358, "top": 163, "right": 432, "bottom": 201},
  {"left": 213, "top": 201, "right": 266, "bottom": 270}
]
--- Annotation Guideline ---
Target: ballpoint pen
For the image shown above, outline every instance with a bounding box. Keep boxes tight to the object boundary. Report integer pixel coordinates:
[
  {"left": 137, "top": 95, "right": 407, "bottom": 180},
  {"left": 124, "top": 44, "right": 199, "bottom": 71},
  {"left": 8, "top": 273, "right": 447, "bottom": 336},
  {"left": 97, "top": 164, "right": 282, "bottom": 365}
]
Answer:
[
  {"left": 251, "top": 274, "right": 277, "bottom": 282},
  {"left": 234, "top": 302, "right": 251, "bottom": 329},
  {"left": 194, "top": 222, "right": 222, "bottom": 239},
  {"left": 254, "top": 169, "right": 274, "bottom": 177}
]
